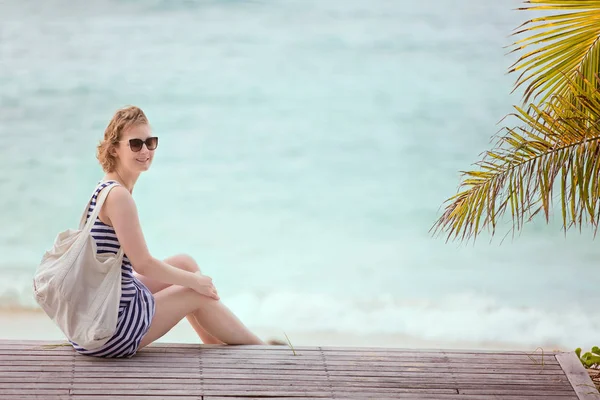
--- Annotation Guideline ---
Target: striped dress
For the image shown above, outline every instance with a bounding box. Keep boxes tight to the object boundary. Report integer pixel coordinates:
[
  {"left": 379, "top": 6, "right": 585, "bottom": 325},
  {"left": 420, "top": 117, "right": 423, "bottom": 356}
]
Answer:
[{"left": 69, "top": 180, "right": 156, "bottom": 358}]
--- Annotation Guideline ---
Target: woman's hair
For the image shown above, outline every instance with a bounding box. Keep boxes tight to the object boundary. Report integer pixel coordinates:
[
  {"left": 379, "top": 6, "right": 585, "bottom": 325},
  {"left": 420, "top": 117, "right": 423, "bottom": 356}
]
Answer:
[{"left": 97, "top": 105, "right": 149, "bottom": 172}]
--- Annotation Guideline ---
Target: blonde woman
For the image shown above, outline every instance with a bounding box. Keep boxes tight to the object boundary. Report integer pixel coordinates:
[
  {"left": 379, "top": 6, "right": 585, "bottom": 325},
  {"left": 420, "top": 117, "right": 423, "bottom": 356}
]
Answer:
[{"left": 71, "top": 105, "right": 264, "bottom": 358}]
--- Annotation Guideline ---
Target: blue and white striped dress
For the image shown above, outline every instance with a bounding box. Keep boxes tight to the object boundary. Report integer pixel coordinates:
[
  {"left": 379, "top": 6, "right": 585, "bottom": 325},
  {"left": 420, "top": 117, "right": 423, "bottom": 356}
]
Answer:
[{"left": 70, "top": 180, "right": 156, "bottom": 358}]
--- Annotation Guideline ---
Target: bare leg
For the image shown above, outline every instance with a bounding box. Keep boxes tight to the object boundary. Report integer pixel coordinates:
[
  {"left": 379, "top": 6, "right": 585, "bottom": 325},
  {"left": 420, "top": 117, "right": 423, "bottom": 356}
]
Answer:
[
  {"left": 135, "top": 254, "right": 262, "bottom": 347},
  {"left": 187, "top": 314, "right": 224, "bottom": 345},
  {"left": 138, "top": 284, "right": 264, "bottom": 349},
  {"left": 135, "top": 255, "right": 224, "bottom": 344}
]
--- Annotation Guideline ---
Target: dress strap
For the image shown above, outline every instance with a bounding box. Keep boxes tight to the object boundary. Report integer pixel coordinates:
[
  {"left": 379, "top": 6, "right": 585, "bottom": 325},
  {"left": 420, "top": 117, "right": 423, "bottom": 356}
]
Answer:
[{"left": 77, "top": 181, "right": 121, "bottom": 230}]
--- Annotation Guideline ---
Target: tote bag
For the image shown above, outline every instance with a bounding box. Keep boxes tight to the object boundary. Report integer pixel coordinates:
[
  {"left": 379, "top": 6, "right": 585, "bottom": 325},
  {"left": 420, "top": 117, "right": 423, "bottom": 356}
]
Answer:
[{"left": 33, "top": 182, "right": 123, "bottom": 350}]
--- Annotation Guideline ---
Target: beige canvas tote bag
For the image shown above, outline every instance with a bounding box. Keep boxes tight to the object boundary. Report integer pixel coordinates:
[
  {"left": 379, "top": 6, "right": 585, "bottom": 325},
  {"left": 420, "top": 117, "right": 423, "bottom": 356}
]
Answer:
[{"left": 33, "top": 182, "right": 123, "bottom": 349}]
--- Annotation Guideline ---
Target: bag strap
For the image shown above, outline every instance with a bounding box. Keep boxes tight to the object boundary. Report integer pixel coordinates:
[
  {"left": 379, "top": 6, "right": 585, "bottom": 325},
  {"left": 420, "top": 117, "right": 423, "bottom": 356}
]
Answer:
[{"left": 78, "top": 181, "right": 121, "bottom": 232}]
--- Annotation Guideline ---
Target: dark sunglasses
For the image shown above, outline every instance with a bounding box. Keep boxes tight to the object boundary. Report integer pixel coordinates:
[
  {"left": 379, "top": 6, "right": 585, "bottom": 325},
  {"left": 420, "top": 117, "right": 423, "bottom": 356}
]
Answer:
[{"left": 120, "top": 137, "right": 159, "bottom": 152}]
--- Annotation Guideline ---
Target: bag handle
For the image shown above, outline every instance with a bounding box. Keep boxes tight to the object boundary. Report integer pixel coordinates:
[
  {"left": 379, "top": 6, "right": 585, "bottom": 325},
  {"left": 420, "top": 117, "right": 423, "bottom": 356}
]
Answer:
[
  {"left": 78, "top": 181, "right": 121, "bottom": 233},
  {"left": 77, "top": 181, "right": 124, "bottom": 258}
]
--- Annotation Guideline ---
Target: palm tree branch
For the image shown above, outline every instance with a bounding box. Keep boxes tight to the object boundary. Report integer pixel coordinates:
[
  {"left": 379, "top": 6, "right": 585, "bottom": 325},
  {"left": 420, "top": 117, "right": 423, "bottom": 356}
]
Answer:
[
  {"left": 508, "top": 1, "right": 600, "bottom": 104},
  {"left": 431, "top": 75, "right": 600, "bottom": 242}
]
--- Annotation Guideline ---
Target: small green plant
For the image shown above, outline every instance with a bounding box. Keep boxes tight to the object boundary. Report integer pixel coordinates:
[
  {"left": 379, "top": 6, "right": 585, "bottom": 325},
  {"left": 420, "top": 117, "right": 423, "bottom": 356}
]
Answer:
[
  {"left": 576, "top": 346, "right": 600, "bottom": 368},
  {"left": 283, "top": 331, "right": 297, "bottom": 356},
  {"left": 520, "top": 347, "right": 546, "bottom": 373}
]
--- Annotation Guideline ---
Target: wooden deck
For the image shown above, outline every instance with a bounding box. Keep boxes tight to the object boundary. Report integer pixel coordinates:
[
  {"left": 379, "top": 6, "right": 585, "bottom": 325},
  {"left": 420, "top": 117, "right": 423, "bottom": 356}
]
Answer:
[{"left": 0, "top": 340, "right": 598, "bottom": 399}]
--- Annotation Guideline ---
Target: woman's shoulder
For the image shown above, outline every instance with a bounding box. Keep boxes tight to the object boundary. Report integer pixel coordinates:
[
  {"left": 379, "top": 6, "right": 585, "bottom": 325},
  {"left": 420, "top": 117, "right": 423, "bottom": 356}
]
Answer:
[
  {"left": 96, "top": 182, "right": 135, "bottom": 225},
  {"left": 92, "top": 180, "right": 119, "bottom": 197},
  {"left": 94, "top": 181, "right": 131, "bottom": 202}
]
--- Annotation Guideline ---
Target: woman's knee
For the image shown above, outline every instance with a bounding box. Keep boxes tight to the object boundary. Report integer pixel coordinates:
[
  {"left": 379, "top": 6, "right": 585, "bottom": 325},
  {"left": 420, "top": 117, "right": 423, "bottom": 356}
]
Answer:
[
  {"left": 178, "top": 286, "right": 220, "bottom": 312},
  {"left": 164, "top": 253, "right": 200, "bottom": 273}
]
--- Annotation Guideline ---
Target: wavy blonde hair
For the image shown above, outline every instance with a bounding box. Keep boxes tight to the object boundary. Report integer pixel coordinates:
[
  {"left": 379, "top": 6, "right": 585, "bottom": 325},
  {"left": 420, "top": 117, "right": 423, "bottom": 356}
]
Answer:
[{"left": 97, "top": 106, "right": 149, "bottom": 173}]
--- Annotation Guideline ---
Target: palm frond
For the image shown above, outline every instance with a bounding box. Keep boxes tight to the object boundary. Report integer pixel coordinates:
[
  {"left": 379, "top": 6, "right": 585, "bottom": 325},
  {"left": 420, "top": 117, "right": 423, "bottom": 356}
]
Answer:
[
  {"left": 431, "top": 74, "right": 600, "bottom": 242},
  {"left": 509, "top": 0, "right": 600, "bottom": 105}
]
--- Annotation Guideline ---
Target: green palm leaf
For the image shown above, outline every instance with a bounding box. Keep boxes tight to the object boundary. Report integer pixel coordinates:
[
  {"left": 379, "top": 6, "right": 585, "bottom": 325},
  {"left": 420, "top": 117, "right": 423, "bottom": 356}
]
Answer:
[
  {"left": 431, "top": 74, "right": 600, "bottom": 242},
  {"left": 509, "top": 0, "right": 600, "bottom": 105}
]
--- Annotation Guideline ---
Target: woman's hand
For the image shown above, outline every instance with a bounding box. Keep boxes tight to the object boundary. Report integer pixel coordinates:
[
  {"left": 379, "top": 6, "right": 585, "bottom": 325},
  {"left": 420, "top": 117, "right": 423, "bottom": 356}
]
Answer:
[{"left": 191, "top": 271, "right": 220, "bottom": 300}]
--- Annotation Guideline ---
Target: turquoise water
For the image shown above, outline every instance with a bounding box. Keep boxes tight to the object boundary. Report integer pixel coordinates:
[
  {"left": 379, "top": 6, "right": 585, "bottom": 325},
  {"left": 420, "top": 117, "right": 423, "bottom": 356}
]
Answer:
[{"left": 1, "top": 0, "right": 599, "bottom": 348}]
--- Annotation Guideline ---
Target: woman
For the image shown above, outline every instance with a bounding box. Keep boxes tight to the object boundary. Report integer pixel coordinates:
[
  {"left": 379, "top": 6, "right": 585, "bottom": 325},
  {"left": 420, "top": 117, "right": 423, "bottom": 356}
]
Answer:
[{"left": 71, "top": 105, "right": 264, "bottom": 358}]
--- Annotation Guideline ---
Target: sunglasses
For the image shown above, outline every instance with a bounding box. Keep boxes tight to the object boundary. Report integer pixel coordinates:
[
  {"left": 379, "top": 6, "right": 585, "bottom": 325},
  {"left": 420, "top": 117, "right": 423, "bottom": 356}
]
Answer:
[{"left": 119, "top": 137, "right": 159, "bottom": 152}]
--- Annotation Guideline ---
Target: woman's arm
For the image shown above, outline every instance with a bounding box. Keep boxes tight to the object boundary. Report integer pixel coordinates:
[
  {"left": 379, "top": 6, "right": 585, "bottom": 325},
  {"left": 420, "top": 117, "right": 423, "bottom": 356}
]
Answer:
[{"left": 101, "top": 185, "right": 219, "bottom": 300}]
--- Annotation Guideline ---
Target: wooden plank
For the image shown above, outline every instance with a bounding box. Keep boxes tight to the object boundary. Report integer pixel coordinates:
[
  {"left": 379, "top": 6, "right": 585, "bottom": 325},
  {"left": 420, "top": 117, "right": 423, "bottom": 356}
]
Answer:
[
  {"left": 556, "top": 352, "right": 600, "bottom": 400},
  {"left": 457, "top": 388, "right": 576, "bottom": 396},
  {"left": 0, "top": 369, "right": 563, "bottom": 380},
  {"left": 206, "top": 397, "right": 576, "bottom": 400},
  {"left": 0, "top": 367, "right": 568, "bottom": 379},
  {"left": 206, "top": 398, "right": 332, "bottom": 400},
  {"left": 0, "top": 352, "right": 560, "bottom": 366},
  {"left": 0, "top": 350, "right": 558, "bottom": 366},
  {"left": 7, "top": 380, "right": 571, "bottom": 393},
  {"left": 0, "top": 363, "right": 563, "bottom": 374},
  {"left": 0, "top": 348, "right": 558, "bottom": 360},
  {"left": 0, "top": 340, "right": 562, "bottom": 355},
  {"left": 0, "top": 351, "right": 557, "bottom": 366},
  {"left": 74, "top": 398, "right": 200, "bottom": 400},
  {"left": 0, "top": 372, "right": 570, "bottom": 383},
  {"left": 0, "top": 364, "right": 560, "bottom": 378},
  {"left": 17, "top": 357, "right": 562, "bottom": 370},
  {"left": 0, "top": 380, "right": 571, "bottom": 391},
  {"left": 0, "top": 361, "right": 561, "bottom": 373},
  {"left": 69, "top": 388, "right": 460, "bottom": 395},
  {"left": 10, "top": 396, "right": 578, "bottom": 400},
  {"left": 0, "top": 395, "right": 578, "bottom": 400},
  {"left": 0, "top": 380, "right": 574, "bottom": 390},
  {"left": 0, "top": 389, "right": 72, "bottom": 396},
  {"left": 0, "top": 366, "right": 571, "bottom": 378},
  {"left": 206, "top": 397, "right": 575, "bottom": 400},
  {"left": 2, "top": 344, "right": 553, "bottom": 355},
  {"left": 0, "top": 359, "right": 560, "bottom": 372},
  {"left": 0, "top": 395, "right": 577, "bottom": 400},
  {"left": 1, "top": 397, "right": 203, "bottom": 400},
  {"left": 0, "top": 394, "right": 199, "bottom": 400},
  {"left": 0, "top": 349, "right": 559, "bottom": 366}
]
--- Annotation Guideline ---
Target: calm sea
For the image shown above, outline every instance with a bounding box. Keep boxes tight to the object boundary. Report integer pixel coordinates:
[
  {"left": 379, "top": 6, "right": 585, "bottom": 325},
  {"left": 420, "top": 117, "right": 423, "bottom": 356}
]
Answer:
[{"left": 1, "top": 0, "right": 598, "bottom": 349}]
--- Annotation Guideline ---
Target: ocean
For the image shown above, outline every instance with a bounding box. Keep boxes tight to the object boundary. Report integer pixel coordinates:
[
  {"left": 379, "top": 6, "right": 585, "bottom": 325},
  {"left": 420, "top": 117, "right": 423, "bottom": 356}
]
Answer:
[{"left": 1, "top": 0, "right": 598, "bottom": 350}]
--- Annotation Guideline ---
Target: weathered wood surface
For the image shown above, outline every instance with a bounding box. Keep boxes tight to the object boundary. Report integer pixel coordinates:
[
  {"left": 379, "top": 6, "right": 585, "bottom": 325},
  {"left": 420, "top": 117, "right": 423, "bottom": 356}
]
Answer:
[{"left": 0, "top": 340, "right": 597, "bottom": 399}]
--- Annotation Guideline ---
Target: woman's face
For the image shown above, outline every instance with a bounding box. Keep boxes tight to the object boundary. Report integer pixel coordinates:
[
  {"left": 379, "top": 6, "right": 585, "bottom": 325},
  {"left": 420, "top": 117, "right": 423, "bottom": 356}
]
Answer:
[{"left": 114, "top": 124, "right": 157, "bottom": 173}]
